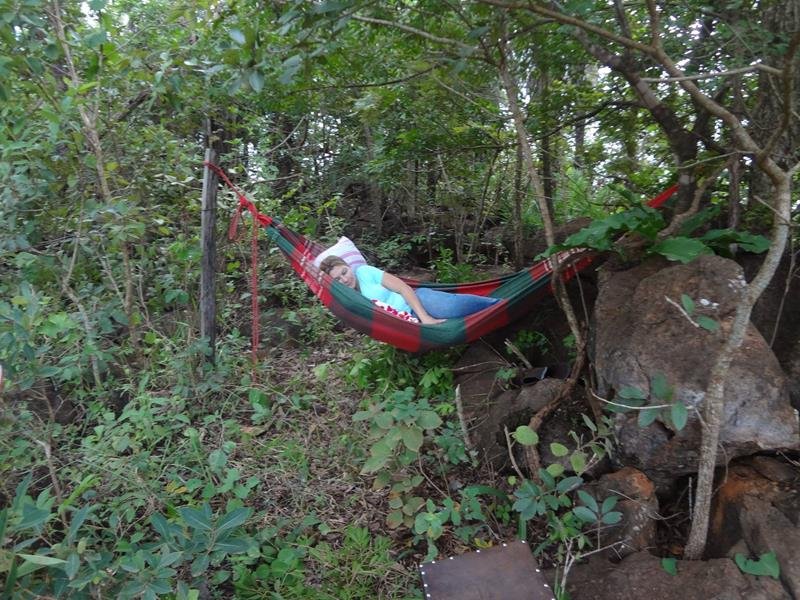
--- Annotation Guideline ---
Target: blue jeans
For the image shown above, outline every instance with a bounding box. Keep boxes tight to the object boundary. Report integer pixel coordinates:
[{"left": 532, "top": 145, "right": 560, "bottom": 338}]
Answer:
[{"left": 414, "top": 287, "right": 499, "bottom": 319}]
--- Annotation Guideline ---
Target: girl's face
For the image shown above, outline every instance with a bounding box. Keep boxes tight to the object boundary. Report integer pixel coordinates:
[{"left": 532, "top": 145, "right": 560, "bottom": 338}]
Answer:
[{"left": 329, "top": 264, "right": 357, "bottom": 289}]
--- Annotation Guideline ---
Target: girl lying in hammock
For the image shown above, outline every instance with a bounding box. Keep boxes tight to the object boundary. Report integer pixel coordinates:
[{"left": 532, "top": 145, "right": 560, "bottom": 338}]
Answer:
[{"left": 319, "top": 256, "right": 499, "bottom": 325}]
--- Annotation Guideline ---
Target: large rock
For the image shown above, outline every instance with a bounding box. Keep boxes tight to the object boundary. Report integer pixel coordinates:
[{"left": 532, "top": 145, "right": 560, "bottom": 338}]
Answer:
[
  {"left": 592, "top": 255, "right": 799, "bottom": 489},
  {"left": 565, "top": 552, "right": 788, "bottom": 600},
  {"left": 708, "top": 456, "right": 800, "bottom": 598},
  {"left": 742, "top": 251, "right": 800, "bottom": 370},
  {"left": 469, "top": 379, "right": 561, "bottom": 471},
  {"left": 584, "top": 467, "right": 659, "bottom": 560}
]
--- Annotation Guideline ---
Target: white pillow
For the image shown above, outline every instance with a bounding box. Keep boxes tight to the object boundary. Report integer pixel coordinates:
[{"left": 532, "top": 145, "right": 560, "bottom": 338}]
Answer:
[{"left": 313, "top": 236, "right": 367, "bottom": 271}]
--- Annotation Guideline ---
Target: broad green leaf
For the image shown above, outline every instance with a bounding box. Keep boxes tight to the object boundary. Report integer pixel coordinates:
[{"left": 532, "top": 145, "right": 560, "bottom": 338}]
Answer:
[
  {"left": 157, "top": 551, "right": 183, "bottom": 568},
  {"left": 351, "top": 410, "right": 373, "bottom": 422},
  {"left": 618, "top": 386, "right": 647, "bottom": 400},
  {"left": 697, "top": 316, "right": 719, "bottom": 332},
  {"left": 556, "top": 476, "right": 583, "bottom": 494},
  {"left": 735, "top": 552, "right": 780, "bottom": 579},
  {"left": 680, "top": 294, "right": 695, "bottom": 315},
  {"left": 16, "top": 503, "right": 50, "bottom": 530},
  {"left": 371, "top": 437, "right": 397, "bottom": 457},
  {"left": 550, "top": 442, "right": 569, "bottom": 457},
  {"left": 651, "top": 237, "right": 711, "bottom": 263},
  {"left": 229, "top": 29, "right": 246, "bottom": 45},
  {"left": 213, "top": 537, "right": 252, "bottom": 554},
  {"left": 216, "top": 507, "right": 251, "bottom": 534},
  {"left": 416, "top": 410, "right": 442, "bottom": 430},
  {"left": 400, "top": 426, "right": 423, "bottom": 452},
  {"left": 601, "top": 495, "right": 618, "bottom": 513},
  {"left": 249, "top": 71, "right": 264, "bottom": 93},
  {"left": 374, "top": 412, "right": 394, "bottom": 429},
  {"left": 650, "top": 372, "right": 671, "bottom": 401},
  {"left": 577, "top": 490, "right": 598, "bottom": 513},
  {"left": 312, "top": 363, "right": 329, "bottom": 380},
  {"left": 360, "top": 455, "right": 388, "bottom": 474},
  {"left": 701, "top": 229, "right": 769, "bottom": 254},
  {"left": 569, "top": 451, "right": 587, "bottom": 474},
  {"left": 17, "top": 554, "right": 66, "bottom": 566},
  {"left": 65, "top": 552, "right": 80, "bottom": 579},
  {"left": 546, "top": 463, "right": 565, "bottom": 477},
  {"left": 208, "top": 450, "right": 227, "bottom": 471},
  {"left": 671, "top": 403, "right": 689, "bottom": 430},
  {"left": 601, "top": 511, "right": 623, "bottom": 524},
  {"left": 279, "top": 55, "right": 303, "bottom": 85},
  {"left": 386, "top": 510, "right": 404, "bottom": 529},
  {"left": 403, "top": 496, "right": 425, "bottom": 516},
  {"left": 638, "top": 407, "right": 660, "bottom": 428},
  {"left": 513, "top": 425, "right": 538, "bottom": 446},
  {"left": 150, "top": 513, "right": 172, "bottom": 540},
  {"left": 178, "top": 507, "right": 212, "bottom": 531},
  {"left": 661, "top": 557, "right": 678, "bottom": 575},
  {"left": 581, "top": 414, "right": 597, "bottom": 432},
  {"left": 572, "top": 506, "right": 597, "bottom": 523},
  {"left": 67, "top": 504, "right": 93, "bottom": 543},
  {"left": 190, "top": 554, "right": 210, "bottom": 577}
]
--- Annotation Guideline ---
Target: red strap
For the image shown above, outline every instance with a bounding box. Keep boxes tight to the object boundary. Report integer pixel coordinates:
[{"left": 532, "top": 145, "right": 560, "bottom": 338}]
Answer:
[
  {"left": 204, "top": 161, "right": 271, "bottom": 370},
  {"left": 647, "top": 184, "right": 679, "bottom": 208},
  {"left": 250, "top": 214, "right": 260, "bottom": 369}
]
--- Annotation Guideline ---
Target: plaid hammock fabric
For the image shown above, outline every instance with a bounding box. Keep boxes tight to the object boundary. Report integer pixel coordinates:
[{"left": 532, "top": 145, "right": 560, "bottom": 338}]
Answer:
[{"left": 213, "top": 163, "right": 677, "bottom": 352}]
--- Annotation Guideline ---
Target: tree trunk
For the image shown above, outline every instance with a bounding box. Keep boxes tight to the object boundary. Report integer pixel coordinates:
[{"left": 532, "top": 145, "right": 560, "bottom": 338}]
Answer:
[
  {"left": 363, "top": 122, "right": 383, "bottom": 236},
  {"left": 512, "top": 142, "right": 524, "bottom": 270}
]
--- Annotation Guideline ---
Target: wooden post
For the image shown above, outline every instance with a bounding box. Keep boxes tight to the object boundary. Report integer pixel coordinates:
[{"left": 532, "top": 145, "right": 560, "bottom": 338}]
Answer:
[{"left": 200, "top": 148, "right": 218, "bottom": 364}]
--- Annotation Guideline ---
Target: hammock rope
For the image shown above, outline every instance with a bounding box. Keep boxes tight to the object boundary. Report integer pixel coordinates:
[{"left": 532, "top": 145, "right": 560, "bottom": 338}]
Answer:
[{"left": 203, "top": 161, "right": 678, "bottom": 353}]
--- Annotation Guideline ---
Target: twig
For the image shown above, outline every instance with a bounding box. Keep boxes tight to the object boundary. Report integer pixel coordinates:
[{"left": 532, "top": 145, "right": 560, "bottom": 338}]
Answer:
[
  {"left": 591, "top": 390, "right": 674, "bottom": 411},
  {"left": 417, "top": 454, "right": 448, "bottom": 498},
  {"left": 524, "top": 337, "right": 588, "bottom": 477},
  {"left": 454, "top": 384, "right": 474, "bottom": 452},
  {"left": 503, "top": 425, "right": 526, "bottom": 481},
  {"left": 352, "top": 14, "right": 475, "bottom": 51},
  {"left": 664, "top": 296, "right": 701, "bottom": 328},
  {"left": 504, "top": 339, "right": 533, "bottom": 369},
  {"left": 640, "top": 63, "right": 781, "bottom": 83},
  {"left": 35, "top": 439, "right": 68, "bottom": 528}
]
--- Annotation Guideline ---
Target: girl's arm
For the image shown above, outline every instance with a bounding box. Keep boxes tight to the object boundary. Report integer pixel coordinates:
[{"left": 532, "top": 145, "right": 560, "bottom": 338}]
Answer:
[{"left": 381, "top": 272, "right": 445, "bottom": 325}]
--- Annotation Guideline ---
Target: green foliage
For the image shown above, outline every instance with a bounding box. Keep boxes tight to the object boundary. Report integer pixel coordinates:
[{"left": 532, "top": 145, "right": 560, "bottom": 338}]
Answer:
[
  {"left": 572, "top": 490, "right": 622, "bottom": 526},
  {"left": 512, "top": 329, "right": 550, "bottom": 355},
  {"left": 545, "top": 205, "right": 665, "bottom": 254},
  {"left": 661, "top": 557, "right": 678, "bottom": 575},
  {"left": 353, "top": 387, "right": 443, "bottom": 475},
  {"left": 678, "top": 293, "right": 720, "bottom": 332},
  {"left": 513, "top": 425, "right": 539, "bottom": 446},
  {"left": 431, "top": 247, "right": 477, "bottom": 283},
  {"left": 734, "top": 551, "right": 781, "bottom": 579},
  {"left": 543, "top": 193, "right": 769, "bottom": 264},
  {"left": 505, "top": 413, "right": 619, "bottom": 570},
  {"left": 607, "top": 373, "right": 690, "bottom": 431}
]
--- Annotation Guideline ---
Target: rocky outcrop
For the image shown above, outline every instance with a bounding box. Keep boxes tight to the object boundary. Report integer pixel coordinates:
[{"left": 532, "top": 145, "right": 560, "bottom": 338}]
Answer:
[
  {"left": 708, "top": 456, "right": 800, "bottom": 598},
  {"left": 564, "top": 552, "right": 788, "bottom": 600},
  {"left": 592, "top": 255, "right": 799, "bottom": 489}
]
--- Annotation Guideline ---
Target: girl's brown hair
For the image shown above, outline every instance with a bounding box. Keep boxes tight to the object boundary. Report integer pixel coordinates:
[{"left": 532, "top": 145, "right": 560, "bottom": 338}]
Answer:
[{"left": 318, "top": 255, "right": 347, "bottom": 274}]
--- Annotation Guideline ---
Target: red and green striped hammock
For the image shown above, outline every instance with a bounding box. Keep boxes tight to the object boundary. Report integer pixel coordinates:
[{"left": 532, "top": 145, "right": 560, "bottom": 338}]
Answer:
[{"left": 210, "top": 163, "right": 676, "bottom": 352}]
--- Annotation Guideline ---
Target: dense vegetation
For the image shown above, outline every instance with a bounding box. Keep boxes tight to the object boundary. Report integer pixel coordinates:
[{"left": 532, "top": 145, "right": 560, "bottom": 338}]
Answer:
[{"left": 1, "top": 0, "right": 797, "bottom": 598}]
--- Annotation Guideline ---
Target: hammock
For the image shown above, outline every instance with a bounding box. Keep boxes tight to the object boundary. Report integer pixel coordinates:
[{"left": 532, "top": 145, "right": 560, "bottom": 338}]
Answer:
[{"left": 208, "top": 163, "right": 677, "bottom": 352}]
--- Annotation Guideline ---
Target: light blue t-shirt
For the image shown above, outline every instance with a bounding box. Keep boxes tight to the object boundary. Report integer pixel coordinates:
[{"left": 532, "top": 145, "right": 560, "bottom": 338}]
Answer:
[{"left": 355, "top": 265, "right": 412, "bottom": 314}]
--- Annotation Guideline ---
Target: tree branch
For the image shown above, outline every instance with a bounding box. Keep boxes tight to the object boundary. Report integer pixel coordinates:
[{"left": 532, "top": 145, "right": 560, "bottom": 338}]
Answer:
[
  {"left": 641, "top": 63, "right": 782, "bottom": 83},
  {"left": 352, "top": 14, "right": 476, "bottom": 51}
]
